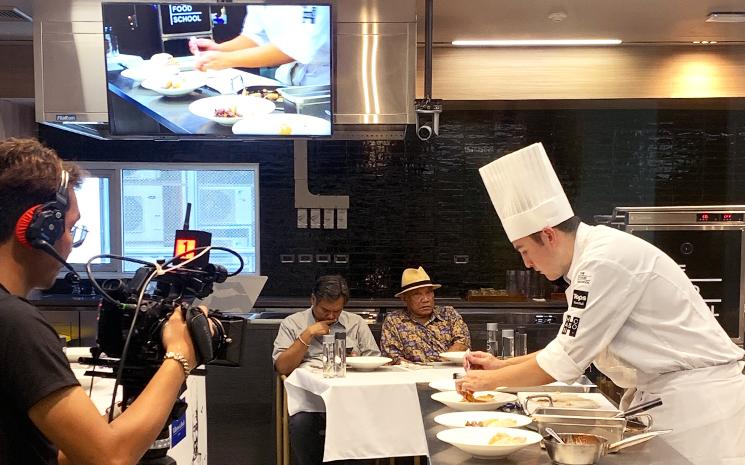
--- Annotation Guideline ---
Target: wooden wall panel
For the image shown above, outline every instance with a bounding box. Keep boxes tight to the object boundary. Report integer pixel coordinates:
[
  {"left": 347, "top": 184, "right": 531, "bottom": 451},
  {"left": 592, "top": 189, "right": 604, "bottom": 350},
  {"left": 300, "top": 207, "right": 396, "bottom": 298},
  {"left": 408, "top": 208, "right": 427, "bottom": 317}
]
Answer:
[{"left": 417, "top": 45, "right": 745, "bottom": 100}]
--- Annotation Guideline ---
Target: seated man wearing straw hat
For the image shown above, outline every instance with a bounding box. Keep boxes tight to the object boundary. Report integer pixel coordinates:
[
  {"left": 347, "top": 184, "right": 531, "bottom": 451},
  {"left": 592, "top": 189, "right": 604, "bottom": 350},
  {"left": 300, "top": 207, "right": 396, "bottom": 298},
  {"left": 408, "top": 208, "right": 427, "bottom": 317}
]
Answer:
[{"left": 381, "top": 266, "right": 470, "bottom": 363}]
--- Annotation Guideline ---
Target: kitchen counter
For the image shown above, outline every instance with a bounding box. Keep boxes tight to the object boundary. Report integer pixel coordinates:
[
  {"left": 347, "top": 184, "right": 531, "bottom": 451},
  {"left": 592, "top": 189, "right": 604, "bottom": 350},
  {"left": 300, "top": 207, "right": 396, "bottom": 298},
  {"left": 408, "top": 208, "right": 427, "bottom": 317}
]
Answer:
[{"left": 417, "top": 384, "right": 693, "bottom": 465}]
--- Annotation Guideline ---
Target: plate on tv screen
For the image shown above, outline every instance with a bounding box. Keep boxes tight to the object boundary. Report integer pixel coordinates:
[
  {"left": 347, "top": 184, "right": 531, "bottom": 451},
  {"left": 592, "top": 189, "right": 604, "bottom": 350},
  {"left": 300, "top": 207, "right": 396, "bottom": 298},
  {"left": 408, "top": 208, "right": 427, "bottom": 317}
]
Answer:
[{"left": 232, "top": 113, "right": 331, "bottom": 136}]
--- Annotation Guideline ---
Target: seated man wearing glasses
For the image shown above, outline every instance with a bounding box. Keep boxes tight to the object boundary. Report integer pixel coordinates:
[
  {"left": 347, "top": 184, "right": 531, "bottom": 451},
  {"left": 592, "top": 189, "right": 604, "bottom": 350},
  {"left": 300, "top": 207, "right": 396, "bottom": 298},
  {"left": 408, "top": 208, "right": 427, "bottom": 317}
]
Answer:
[
  {"left": 272, "top": 274, "right": 380, "bottom": 465},
  {"left": 381, "top": 266, "right": 471, "bottom": 363}
]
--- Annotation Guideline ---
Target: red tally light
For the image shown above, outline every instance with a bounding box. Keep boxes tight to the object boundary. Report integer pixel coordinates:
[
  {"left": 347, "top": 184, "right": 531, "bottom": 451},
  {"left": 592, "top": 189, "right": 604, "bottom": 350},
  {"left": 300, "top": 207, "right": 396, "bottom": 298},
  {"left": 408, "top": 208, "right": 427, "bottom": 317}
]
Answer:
[{"left": 175, "top": 238, "right": 197, "bottom": 259}]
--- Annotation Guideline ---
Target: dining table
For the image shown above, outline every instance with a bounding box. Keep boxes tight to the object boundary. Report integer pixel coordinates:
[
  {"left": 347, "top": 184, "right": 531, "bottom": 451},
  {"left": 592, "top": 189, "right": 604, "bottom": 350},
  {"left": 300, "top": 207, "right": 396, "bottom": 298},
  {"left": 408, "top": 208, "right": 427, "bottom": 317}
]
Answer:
[
  {"left": 416, "top": 383, "right": 695, "bottom": 465},
  {"left": 284, "top": 362, "right": 464, "bottom": 462}
]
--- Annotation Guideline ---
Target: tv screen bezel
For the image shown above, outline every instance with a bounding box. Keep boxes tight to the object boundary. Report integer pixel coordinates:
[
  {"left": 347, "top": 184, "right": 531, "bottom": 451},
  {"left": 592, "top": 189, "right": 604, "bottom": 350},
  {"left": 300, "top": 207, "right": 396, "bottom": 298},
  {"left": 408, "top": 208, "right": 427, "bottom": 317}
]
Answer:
[{"left": 102, "top": 1, "right": 334, "bottom": 140}]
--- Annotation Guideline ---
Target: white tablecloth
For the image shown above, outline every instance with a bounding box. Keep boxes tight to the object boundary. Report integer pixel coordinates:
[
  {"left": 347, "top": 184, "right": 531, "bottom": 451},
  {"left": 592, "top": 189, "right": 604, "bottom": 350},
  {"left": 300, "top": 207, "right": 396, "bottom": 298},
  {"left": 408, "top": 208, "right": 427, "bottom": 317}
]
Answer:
[{"left": 284, "top": 364, "right": 464, "bottom": 462}]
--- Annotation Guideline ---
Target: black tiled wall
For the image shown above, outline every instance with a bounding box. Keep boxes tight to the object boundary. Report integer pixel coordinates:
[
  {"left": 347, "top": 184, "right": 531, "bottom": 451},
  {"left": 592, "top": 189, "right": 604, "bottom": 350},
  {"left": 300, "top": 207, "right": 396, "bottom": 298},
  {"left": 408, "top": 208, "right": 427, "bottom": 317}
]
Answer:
[{"left": 39, "top": 108, "right": 745, "bottom": 297}]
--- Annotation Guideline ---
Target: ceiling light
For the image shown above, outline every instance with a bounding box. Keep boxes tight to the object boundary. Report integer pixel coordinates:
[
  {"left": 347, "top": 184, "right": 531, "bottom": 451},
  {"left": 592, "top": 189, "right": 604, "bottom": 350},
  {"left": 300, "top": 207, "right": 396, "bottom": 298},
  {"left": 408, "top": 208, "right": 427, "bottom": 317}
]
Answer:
[
  {"left": 451, "top": 39, "right": 622, "bottom": 47},
  {"left": 706, "top": 12, "right": 745, "bottom": 23}
]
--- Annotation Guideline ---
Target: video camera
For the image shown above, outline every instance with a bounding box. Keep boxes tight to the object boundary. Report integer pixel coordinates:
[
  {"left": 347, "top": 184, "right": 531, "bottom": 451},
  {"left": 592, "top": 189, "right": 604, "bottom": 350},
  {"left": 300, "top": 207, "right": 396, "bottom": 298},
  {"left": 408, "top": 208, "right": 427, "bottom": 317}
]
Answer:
[{"left": 83, "top": 207, "right": 244, "bottom": 385}]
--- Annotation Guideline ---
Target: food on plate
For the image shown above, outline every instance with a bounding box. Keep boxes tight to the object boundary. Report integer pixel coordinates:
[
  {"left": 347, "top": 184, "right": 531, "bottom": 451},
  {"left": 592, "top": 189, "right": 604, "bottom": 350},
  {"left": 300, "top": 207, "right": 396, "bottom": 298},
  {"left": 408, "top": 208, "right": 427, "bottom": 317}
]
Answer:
[
  {"left": 214, "top": 106, "right": 241, "bottom": 118},
  {"left": 242, "top": 87, "right": 283, "bottom": 102},
  {"left": 488, "top": 432, "right": 526, "bottom": 446},
  {"left": 465, "top": 418, "right": 518, "bottom": 427},
  {"left": 278, "top": 123, "right": 293, "bottom": 135},
  {"left": 162, "top": 78, "right": 184, "bottom": 90},
  {"left": 461, "top": 391, "right": 495, "bottom": 403}
]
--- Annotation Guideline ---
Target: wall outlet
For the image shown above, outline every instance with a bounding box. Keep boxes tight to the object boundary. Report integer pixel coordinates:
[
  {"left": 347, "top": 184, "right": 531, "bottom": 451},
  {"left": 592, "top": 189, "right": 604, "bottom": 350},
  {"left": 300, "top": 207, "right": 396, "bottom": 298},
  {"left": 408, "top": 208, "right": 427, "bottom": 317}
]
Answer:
[
  {"left": 336, "top": 209, "right": 347, "bottom": 229},
  {"left": 298, "top": 254, "right": 313, "bottom": 263},
  {"left": 316, "top": 254, "right": 331, "bottom": 263},
  {"left": 334, "top": 254, "right": 349, "bottom": 264},
  {"left": 323, "top": 209, "right": 335, "bottom": 229},
  {"left": 280, "top": 254, "right": 295, "bottom": 263},
  {"left": 453, "top": 255, "right": 469, "bottom": 264},
  {"left": 297, "top": 209, "right": 308, "bottom": 229},
  {"left": 310, "top": 208, "right": 321, "bottom": 229}
]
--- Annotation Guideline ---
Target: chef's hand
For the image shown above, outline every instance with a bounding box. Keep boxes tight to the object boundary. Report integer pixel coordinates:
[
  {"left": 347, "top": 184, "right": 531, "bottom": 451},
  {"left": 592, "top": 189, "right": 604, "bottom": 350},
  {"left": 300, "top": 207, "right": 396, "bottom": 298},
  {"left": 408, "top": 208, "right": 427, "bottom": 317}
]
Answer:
[
  {"left": 189, "top": 37, "right": 218, "bottom": 55},
  {"left": 465, "top": 351, "right": 506, "bottom": 370},
  {"left": 455, "top": 370, "right": 501, "bottom": 394},
  {"left": 195, "top": 51, "right": 234, "bottom": 72}
]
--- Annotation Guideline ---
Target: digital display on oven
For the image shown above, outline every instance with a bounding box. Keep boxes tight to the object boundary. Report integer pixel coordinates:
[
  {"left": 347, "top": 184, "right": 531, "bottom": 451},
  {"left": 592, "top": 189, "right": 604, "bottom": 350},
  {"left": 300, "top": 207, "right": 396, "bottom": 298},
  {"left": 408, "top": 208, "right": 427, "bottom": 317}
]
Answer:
[{"left": 696, "top": 213, "right": 744, "bottom": 222}]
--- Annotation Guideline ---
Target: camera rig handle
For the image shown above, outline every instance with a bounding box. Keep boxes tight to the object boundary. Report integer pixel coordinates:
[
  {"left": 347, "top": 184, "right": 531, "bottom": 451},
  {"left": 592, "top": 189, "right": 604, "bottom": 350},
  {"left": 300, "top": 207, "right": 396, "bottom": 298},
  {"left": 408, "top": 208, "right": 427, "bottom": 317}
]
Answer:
[{"left": 184, "top": 304, "right": 215, "bottom": 365}]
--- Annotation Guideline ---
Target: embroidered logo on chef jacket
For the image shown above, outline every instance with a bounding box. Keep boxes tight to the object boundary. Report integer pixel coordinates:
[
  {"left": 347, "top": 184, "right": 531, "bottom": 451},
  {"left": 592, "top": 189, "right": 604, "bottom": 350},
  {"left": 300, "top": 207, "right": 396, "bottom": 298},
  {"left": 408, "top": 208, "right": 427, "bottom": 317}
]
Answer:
[
  {"left": 562, "top": 314, "right": 581, "bottom": 337},
  {"left": 576, "top": 271, "right": 592, "bottom": 286},
  {"left": 571, "top": 290, "right": 589, "bottom": 309}
]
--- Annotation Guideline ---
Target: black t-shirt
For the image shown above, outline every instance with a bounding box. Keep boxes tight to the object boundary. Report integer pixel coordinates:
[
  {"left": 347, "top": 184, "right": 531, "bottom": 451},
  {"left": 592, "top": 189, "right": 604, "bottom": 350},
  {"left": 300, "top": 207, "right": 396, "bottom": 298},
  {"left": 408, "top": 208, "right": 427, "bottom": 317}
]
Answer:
[{"left": 0, "top": 286, "right": 79, "bottom": 465}]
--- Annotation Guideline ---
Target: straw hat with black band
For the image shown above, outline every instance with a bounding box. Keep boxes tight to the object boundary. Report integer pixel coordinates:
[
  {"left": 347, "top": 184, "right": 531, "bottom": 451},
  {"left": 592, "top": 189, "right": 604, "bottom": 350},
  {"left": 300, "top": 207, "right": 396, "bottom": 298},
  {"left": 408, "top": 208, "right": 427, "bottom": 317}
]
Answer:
[{"left": 394, "top": 266, "right": 441, "bottom": 298}]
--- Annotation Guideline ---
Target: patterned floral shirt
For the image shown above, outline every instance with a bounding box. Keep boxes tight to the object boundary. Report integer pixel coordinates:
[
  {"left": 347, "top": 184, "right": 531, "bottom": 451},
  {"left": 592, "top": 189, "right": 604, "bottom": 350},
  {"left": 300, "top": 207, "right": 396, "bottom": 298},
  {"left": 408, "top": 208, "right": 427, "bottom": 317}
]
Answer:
[{"left": 380, "top": 305, "right": 471, "bottom": 363}]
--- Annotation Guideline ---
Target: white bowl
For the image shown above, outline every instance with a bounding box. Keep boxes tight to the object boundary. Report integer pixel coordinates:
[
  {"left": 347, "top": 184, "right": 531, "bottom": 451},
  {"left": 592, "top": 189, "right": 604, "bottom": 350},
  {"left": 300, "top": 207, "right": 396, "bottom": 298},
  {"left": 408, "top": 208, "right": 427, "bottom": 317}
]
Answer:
[
  {"left": 439, "top": 351, "right": 467, "bottom": 364},
  {"left": 429, "top": 378, "right": 457, "bottom": 391},
  {"left": 436, "top": 427, "right": 542, "bottom": 458},
  {"left": 141, "top": 71, "right": 207, "bottom": 97},
  {"left": 431, "top": 391, "right": 518, "bottom": 411},
  {"left": 188, "top": 95, "right": 276, "bottom": 126},
  {"left": 345, "top": 356, "right": 392, "bottom": 371},
  {"left": 434, "top": 411, "right": 532, "bottom": 429}
]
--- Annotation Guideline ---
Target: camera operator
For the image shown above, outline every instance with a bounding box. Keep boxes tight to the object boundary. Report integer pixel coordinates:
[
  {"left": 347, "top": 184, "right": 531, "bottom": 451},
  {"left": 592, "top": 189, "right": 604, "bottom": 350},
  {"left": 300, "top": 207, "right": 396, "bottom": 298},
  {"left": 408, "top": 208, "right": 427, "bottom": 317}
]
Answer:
[{"left": 0, "top": 138, "right": 201, "bottom": 465}]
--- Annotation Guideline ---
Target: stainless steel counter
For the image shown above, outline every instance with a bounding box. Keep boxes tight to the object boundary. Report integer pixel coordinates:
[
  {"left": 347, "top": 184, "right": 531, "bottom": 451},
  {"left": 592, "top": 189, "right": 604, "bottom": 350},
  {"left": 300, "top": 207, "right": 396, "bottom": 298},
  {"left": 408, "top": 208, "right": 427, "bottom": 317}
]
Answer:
[{"left": 417, "top": 384, "right": 694, "bottom": 465}]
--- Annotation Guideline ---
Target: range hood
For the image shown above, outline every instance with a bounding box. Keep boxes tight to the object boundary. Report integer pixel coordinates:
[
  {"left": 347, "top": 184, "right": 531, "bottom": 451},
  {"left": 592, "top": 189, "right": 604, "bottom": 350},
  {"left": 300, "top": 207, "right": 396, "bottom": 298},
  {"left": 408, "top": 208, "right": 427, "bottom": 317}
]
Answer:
[{"left": 33, "top": 0, "right": 415, "bottom": 140}]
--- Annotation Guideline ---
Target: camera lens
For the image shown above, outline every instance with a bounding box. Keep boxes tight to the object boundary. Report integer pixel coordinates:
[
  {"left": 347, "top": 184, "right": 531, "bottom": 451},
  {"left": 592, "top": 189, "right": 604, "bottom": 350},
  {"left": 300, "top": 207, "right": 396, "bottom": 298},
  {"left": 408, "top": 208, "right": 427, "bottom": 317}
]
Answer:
[{"left": 417, "top": 125, "right": 432, "bottom": 141}]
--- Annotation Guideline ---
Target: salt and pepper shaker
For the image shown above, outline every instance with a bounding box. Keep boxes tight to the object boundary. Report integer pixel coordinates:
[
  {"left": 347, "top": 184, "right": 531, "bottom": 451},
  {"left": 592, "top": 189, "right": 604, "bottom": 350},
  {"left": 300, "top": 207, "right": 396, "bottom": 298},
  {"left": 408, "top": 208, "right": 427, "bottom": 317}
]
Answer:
[
  {"left": 501, "top": 328, "right": 515, "bottom": 359},
  {"left": 486, "top": 322, "right": 500, "bottom": 357},
  {"left": 334, "top": 331, "right": 347, "bottom": 378},
  {"left": 322, "top": 335, "right": 335, "bottom": 378}
]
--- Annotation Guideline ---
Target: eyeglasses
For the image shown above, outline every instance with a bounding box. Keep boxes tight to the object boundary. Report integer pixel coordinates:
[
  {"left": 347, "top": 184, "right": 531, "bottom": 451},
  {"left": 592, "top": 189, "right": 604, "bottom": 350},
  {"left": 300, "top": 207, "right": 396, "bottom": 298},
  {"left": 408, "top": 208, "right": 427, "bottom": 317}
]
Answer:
[{"left": 71, "top": 225, "right": 88, "bottom": 248}]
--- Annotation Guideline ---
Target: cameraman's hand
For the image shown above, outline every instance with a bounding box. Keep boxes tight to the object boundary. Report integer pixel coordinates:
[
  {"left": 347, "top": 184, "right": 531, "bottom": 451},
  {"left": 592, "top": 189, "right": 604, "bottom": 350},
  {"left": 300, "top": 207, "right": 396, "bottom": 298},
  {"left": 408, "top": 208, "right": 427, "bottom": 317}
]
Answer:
[{"left": 161, "top": 306, "right": 198, "bottom": 369}]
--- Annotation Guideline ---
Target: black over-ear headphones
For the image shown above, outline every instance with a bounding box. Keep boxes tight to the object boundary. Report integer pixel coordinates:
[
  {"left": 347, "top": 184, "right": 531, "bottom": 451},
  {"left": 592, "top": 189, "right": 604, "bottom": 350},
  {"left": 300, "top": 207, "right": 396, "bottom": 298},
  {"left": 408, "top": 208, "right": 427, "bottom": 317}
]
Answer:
[{"left": 15, "top": 170, "right": 70, "bottom": 249}]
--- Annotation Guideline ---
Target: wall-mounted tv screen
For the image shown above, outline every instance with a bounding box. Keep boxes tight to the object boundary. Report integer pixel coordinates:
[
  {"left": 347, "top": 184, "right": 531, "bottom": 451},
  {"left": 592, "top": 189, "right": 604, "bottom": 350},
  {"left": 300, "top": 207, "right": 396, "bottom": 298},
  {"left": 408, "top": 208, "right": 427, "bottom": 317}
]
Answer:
[{"left": 102, "top": 3, "right": 332, "bottom": 138}]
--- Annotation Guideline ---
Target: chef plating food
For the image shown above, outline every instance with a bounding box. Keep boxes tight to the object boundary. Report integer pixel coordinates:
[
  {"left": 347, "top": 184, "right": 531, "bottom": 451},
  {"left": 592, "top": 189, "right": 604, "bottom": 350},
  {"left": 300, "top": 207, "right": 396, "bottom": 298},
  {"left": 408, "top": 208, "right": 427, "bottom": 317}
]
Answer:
[{"left": 456, "top": 142, "right": 745, "bottom": 465}]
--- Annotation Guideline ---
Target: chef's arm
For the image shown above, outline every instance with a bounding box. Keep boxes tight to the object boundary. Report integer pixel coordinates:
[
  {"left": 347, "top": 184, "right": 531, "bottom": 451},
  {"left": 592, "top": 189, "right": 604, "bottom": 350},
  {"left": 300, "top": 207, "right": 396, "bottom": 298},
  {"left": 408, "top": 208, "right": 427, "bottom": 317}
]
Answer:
[
  {"left": 211, "top": 35, "right": 259, "bottom": 52},
  {"left": 458, "top": 356, "right": 554, "bottom": 392}
]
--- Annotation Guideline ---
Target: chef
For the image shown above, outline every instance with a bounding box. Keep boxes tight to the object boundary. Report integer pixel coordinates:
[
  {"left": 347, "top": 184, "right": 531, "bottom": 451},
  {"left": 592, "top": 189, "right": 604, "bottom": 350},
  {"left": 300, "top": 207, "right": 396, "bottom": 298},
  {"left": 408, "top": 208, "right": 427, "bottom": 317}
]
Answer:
[
  {"left": 457, "top": 142, "right": 745, "bottom": 465},
  {"left": 191, "top": 5, "right": 330, "bottom": 86}
]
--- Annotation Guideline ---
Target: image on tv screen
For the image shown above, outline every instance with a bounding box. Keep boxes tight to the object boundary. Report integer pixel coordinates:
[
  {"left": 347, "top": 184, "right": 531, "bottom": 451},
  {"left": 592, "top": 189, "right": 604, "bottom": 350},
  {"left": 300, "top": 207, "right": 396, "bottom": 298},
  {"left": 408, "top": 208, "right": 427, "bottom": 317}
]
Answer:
[{"left": 102, "top": 3, "right": 332, "bottom": 137}]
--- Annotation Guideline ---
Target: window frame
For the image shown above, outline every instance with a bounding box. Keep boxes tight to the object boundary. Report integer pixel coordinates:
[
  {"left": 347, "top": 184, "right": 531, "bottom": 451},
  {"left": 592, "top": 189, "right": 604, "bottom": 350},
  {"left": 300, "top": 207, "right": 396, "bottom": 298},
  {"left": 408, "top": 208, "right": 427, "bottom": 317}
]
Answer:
[{"left": 67, "top": 162, "right": 260, "bottom": 277}]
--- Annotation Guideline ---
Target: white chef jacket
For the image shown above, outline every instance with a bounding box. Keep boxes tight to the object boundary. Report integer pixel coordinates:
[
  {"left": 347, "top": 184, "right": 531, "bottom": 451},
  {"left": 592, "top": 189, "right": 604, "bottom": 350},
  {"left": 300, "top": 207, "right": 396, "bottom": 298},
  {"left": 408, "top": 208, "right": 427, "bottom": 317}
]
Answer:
[
  {"left": 536, "top": 222, "right": 745, "bottom": 465},
  {"left": 241, "top": 5, "right": 330, "bottom": 86}
]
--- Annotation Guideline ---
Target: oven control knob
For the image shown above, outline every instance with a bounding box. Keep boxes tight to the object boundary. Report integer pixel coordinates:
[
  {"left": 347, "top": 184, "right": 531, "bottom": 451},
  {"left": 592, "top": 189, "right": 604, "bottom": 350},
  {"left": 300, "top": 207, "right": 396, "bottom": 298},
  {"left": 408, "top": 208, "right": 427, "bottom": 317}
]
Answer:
[{"left": 680, "top": 242, "right": 694, "bottom": 255}]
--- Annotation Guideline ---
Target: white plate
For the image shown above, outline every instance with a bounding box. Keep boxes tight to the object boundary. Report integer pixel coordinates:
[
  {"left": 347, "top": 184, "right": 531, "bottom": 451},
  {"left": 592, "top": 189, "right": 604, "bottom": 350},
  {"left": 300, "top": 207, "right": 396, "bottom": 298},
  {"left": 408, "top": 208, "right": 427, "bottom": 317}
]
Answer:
[
  {"left": 121, "top": 66, "right": 154, "bottom": 83},
  {"left": 232, "top": 113, "right": 331, "bottom": 136},
  {"left": 439, "top": 351, "right": 467, "bottom": 364},
  {"left": 189, "top": 95, "right": 276, "bottom": 126},
  {"left": 141, "top": 71, "right": 207, "bottom": 97},
  {"left": 431, "top": 391, "right": 518, "bottom": 411},
  {"left": 434, "top": 411, "right": 532, "bottom": 428},
  {"left": 429, "top": 378, "right": 457, "bottom": 391},
  {"left": 345, "top": 356, "right": 392, "bottom": 371},
  {"left": 436, "top": 427, "right": 542, "bottom": 458}
]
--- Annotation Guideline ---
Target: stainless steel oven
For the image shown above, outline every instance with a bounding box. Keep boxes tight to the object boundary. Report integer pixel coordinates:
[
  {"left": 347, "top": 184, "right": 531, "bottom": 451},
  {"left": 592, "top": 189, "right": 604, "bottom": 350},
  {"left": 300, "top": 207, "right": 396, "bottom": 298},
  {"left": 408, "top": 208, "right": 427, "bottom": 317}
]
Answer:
[{"left": 597, "top": 205, "right": 745, "bottom": 345}]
